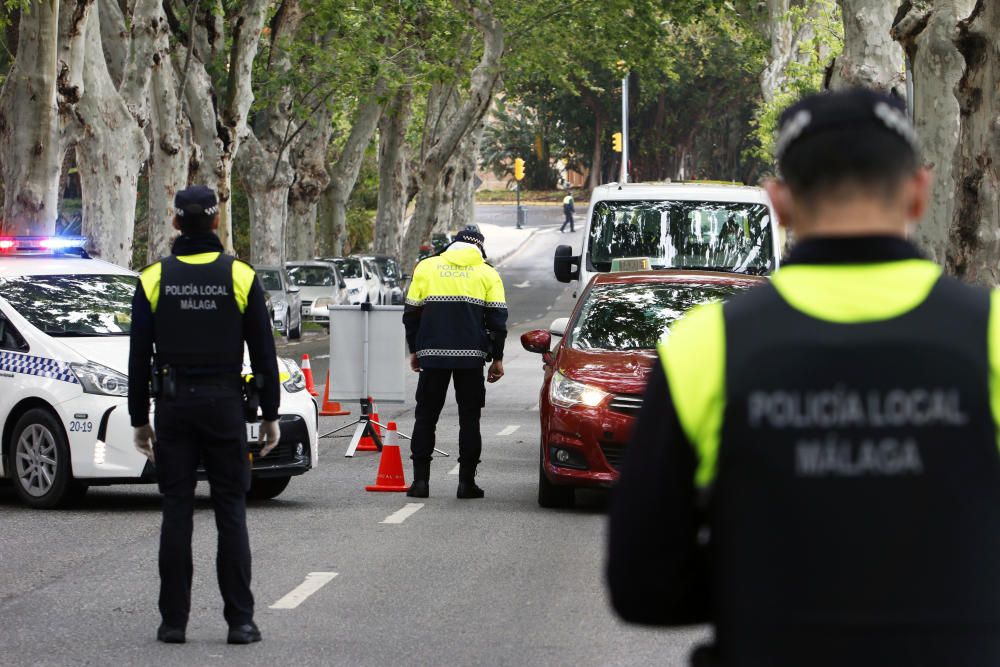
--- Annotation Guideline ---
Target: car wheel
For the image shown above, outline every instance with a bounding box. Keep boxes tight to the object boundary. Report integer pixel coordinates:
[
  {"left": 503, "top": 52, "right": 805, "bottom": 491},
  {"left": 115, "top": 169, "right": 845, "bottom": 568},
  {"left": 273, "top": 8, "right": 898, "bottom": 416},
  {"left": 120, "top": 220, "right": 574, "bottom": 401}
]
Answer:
[
  {"left": 538, "top": 456, "right": 575, "bottom": 509},
  {"left": 289, "top": 320, "right": 302, "bottom": 340},
  {"left": 9, "top": 408, "right": 80, "bottom": 509},
  {"left": 248, "top": 476, "right": 291, "bottom": 500}
]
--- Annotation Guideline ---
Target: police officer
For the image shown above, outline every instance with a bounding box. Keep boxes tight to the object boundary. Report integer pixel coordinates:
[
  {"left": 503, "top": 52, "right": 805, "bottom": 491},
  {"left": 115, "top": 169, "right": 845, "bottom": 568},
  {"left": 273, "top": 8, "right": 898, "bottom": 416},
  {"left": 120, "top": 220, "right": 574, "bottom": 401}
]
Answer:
[
  {"left": 403, "top": 227, "right": 507, "bottom": 498},
  {"left": 128, "top": 186, "right": 280, "bottom": 645},
  {"left": 560, "top": 192, "right": 575, "bottom": 233},
  {"left": 607, "top": 89, "right": 1000, "bottom": 666}
]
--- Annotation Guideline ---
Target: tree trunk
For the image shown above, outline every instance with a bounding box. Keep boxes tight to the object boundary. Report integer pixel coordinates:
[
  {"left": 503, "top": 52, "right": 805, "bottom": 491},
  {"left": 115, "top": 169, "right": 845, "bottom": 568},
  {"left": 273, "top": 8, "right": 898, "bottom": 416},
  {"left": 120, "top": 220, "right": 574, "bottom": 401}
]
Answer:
[
  {"left": 239, "top": 134, "right": 293, "bottom": 265},
  {"left": 374, "top": 85, "right": 412, "bottom": 257},
  {"left": 829, "top": 0, "right": 906, "bottom": 94},
  {"left": 285, "top": 202, "right": 318, "bottom": 260},
  {"left": 448, "top": 119, "right": 485, "bottom": 232},
  {"left": 74, "top": 1, "right": 147, "bottom": 267},
  {"left": 761, "top": 0, "right": 829, "bottom": 102},
  {"left": 326, "top": 80, "right": 387, "bottom": 256},
  {"left": 286, "top": 106, "right": 334, "bottom": 261},
  {"left": 947, "top": 0, "right": 999, "bottom": 283},
  {"left": 400, "top": 2, "right": 504, "bottom": 268},
  {"left": 893, "top": 0, "right": 977, "bottom": 264},
  {"left": 0, "top": 1, "right": 68, "bottom": 234}
]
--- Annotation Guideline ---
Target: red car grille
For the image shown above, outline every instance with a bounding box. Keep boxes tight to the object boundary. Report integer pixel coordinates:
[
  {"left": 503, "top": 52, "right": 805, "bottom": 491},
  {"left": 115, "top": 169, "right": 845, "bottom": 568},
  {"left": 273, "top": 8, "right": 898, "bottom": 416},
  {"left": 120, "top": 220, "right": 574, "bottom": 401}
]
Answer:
[
  {"left": 608, "top": 394, "right": 643, "bottom": 414},
  {"left": 599, "top": 442, "right": 627, "bottom": 471}
]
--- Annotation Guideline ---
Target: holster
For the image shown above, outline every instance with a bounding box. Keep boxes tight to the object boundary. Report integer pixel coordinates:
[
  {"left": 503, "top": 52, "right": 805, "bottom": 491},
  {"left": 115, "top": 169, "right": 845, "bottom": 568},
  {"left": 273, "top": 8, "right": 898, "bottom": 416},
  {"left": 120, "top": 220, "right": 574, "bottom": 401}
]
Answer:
[
  {"left": 151, "top": 363, "right": 176, "bottom": 400},
  {"left": 243, "top": 375, "right": 263, "bottom": 423}
]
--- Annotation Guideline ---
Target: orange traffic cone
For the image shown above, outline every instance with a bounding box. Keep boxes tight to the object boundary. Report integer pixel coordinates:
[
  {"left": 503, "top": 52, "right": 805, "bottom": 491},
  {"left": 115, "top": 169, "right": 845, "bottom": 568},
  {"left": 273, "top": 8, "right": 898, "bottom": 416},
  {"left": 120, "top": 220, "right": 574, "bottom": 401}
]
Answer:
[
  {"left": 365, "top": 423, "right": 409, "bottom": 492},
  {"left": 301, "top": 354, "right": 319, "bottom": 396},
  {"left": 319, "top": 370, "right": 351, "bottom": 417},
  {"left": 356, "top": 398, "right": 381, "bottom": 452}
]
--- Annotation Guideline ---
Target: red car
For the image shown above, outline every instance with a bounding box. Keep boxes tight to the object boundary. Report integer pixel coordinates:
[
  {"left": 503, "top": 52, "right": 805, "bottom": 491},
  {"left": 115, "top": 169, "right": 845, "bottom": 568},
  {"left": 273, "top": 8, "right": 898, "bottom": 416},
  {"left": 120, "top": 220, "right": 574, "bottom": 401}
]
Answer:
[{"left": 521, "top": 270, "right": 765, "bottom": 508}]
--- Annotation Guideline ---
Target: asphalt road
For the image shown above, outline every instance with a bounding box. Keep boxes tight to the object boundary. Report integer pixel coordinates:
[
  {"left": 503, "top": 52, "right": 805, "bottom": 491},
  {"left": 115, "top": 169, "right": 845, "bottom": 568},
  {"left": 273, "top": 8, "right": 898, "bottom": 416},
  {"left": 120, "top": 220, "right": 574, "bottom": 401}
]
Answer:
[{"left": 0, "top": 204, "right": 707, "bottom": 666}]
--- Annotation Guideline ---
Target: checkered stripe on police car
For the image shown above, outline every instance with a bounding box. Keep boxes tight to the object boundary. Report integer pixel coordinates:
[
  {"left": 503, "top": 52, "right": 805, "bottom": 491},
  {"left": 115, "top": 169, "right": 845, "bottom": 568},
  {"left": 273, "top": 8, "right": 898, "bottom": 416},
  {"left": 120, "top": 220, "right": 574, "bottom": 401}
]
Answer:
[{"left": 0, "top": 351, "right": 80, "bottom": 384}]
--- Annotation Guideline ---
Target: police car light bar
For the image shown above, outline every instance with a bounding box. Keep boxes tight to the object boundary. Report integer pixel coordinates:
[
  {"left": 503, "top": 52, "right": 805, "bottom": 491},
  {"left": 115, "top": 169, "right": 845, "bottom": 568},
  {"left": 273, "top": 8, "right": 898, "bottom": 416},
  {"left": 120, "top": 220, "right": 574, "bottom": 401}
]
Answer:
[{"left": 0, "top": 236, "right": 88, "bottom": 253}]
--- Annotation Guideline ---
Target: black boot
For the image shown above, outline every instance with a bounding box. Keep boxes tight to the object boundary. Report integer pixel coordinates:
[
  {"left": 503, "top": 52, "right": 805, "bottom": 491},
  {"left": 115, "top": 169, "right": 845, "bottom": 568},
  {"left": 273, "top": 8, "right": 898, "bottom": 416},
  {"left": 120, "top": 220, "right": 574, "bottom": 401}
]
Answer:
[
  {"left": 456, "top": 462, "right": 484, "bottom": 499},
  {"left": 157, "top": 623, "right": 186, "bottom": 644},
  {"left": 407, "top": 460, "right": 430, "bottom": 498},
  {"left": 227, "top": 621, "right": 262, "bottom": 644}
]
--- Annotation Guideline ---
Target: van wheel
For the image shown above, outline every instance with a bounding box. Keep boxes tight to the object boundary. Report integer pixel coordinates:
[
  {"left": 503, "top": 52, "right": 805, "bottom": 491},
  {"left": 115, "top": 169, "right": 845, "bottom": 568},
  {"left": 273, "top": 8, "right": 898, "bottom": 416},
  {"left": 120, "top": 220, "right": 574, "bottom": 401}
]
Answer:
[
  {"left": 289, "top": 321, "right": 302, "bottom": 340},
  {"left": 538, "top": 458, "right": 575, "bottom": 509},
  {"left": 248, "top": 476, "right": 291, "bottom": 500},
  {"left": 10, "top": 409, "right": 77, "bottom": 509}
]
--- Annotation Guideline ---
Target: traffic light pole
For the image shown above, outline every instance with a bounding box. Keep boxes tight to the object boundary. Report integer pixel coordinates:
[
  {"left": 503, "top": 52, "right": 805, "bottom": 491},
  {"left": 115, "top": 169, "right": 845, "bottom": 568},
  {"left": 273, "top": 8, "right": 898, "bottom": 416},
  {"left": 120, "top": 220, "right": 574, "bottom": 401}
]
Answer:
[
  {"left": 621, "top": 74, "right": 629, "bottom": 184},
  {"left": 515, "top": 181, "right": 522, "bottom": 229}
]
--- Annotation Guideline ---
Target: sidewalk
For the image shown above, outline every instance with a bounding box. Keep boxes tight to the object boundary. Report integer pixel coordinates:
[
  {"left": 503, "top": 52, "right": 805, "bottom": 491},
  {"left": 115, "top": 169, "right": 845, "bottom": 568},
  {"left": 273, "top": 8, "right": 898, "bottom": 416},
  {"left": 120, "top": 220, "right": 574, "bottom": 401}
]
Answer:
[{"left": 479, "top": 223, "right": 537, "bottom": 266}]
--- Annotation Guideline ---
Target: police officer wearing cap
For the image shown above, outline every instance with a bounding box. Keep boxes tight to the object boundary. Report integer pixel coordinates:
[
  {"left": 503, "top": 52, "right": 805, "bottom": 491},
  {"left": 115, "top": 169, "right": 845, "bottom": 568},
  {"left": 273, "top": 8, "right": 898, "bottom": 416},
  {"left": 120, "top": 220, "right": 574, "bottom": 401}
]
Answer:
[
  {"left": 607, "top": 88, "right": 1000, "bottom": 666},
  {"left": 403, "top": 227, "right": 508, "bottom": 498},
  {"left": 128, "top": 186, "right": 280, "bottom": 645}
]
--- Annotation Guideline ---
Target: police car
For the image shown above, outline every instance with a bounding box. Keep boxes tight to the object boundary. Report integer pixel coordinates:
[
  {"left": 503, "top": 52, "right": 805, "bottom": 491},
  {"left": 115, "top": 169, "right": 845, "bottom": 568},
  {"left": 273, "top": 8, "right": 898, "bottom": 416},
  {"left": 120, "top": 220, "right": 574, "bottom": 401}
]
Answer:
[{"left": 0, "top": 237, "right": 318, "bottom": 508}]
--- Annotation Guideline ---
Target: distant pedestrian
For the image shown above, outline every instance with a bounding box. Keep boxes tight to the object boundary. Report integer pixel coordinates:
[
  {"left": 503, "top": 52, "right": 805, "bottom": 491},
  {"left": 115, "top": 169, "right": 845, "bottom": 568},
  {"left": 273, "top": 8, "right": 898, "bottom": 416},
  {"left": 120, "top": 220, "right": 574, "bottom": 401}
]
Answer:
[
  {"left": 402, "top": 227, "right": 508, "bottom": 499},
  {"left": 560, "top": 193, "right": 575, "bottom": 233},
  {"left": 607, "top": 88, "right": 1000, "bottom": 666},
  {"left": 128, "top": 186, "right": 280, "bottom": 646}
]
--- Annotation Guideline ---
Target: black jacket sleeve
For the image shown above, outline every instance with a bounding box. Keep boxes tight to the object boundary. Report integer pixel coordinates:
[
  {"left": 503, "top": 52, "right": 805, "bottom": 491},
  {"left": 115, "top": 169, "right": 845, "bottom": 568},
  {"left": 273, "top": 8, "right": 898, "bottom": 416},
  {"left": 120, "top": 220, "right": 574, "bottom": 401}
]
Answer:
[
  {"left": 485, "top": 306, "right": 508, "bottom": 361},
  {"left": 244, "top": 278, "right": 280, "bottom": 421},
  {"left": 402, "top": 303, "right": 422, "bottom": 354},
  {"left": 606, "top": 368, "right": 710, "bottom": 626},
  {"left": 127, "top": 283, "right": 154, "bottom": 427}
]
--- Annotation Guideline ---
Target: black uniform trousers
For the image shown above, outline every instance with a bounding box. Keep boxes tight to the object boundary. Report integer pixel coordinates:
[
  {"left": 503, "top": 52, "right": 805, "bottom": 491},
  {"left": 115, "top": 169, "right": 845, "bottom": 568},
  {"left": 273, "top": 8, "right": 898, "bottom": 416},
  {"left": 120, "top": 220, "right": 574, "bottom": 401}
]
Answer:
[
  {"left": 560, "top": 208, "right": 574, "bottom": 232},
  {"left": 152, "top": 378, "right": 253, "bottom": 628},
  {"left": 411, "top": 367, "right": 486, "bottom": 464}
]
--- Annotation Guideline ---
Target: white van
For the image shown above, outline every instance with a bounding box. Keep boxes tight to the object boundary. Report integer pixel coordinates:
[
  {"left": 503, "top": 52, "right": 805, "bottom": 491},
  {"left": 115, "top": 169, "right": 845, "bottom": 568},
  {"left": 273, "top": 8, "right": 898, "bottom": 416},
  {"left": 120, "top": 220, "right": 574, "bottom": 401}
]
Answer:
[{"left": 554, "top": 182, "right": 781, "bottom": 285}]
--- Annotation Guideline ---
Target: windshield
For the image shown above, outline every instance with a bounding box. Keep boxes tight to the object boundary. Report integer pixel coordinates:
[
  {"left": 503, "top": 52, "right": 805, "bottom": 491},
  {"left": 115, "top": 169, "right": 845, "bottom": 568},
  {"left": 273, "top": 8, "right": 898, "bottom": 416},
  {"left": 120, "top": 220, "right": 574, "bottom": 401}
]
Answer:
[
  {"left": 374, "top": 258, "right": 399, "bottom": 279},
  {"left": 0, "top": 274, "right": 137, "bottom": 337},
  {"left": 257, "top": 269, "right": 283, "bottom": 291},
  {"left": 569, "top": 282, "right": 752, "bottom": 351},
  {"left": 288, "top": 265, "right": 335, "bottom": 287},
  {"left": 332, "top": 258, "right": 362, "bottom": 279},
  {"left": 588, "top": 200, "right": 775, "bottom": 276}
]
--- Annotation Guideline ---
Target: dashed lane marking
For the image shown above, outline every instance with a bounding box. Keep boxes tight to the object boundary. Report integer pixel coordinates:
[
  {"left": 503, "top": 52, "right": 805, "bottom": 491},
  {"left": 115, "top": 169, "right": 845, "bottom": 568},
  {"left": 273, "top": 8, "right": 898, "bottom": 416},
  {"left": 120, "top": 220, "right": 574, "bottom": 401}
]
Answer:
[
  {"left": 448, "top": 463, "right": 460, "bottom": 475},
  {"left": 497, "top": 425, "right": 520, "bottom": 436},
  {"left": 381, "top": 503, "right": 424, "bottom": 524},
  {"left": 269, "top": 572, "right": 339, "bottom": 610}
]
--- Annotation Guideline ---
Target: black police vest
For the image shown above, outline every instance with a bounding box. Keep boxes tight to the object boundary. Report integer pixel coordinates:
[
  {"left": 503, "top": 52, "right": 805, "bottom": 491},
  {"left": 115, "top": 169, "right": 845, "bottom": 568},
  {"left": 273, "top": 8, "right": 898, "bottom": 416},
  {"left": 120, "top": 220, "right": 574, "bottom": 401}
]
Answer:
[
  {"left": 153, "top": 255, "right": 244, "bottom": 368},
  {"left": 713, "top": 277, "right": 1000, "bottom": 660}
]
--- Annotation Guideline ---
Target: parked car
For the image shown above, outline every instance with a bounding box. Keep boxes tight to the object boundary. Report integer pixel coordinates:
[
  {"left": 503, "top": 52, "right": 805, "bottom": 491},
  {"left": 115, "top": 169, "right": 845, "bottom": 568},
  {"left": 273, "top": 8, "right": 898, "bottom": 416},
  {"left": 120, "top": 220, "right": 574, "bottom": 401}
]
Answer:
[
  {"left": 0, "top": 236, "right": 318, "bottom": 508},
  {"left": 286, "top": 261, "right": 348, "bottom": 325},
  {"left": 256, "top": 265, "right": 302, "bottom": 339},
  {"left": 361, "top": 255, "right": 407, "bottom": 305},
  {"left": 324, "top": 257, "right": 381, "bottom": 305},
  {"left": 418, "top": 232, "right": 452, "bottom": 261},
  {"left": 521, "top": 270, "right": 764, "bottom": 508}
]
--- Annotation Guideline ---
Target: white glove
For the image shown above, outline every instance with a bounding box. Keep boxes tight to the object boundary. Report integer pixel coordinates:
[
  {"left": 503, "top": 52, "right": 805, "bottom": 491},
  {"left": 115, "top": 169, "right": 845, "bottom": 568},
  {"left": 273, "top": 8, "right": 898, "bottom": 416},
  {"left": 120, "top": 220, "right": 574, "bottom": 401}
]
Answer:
[
  {"left": 133, "top": 424, "right": 155, "bottom": 462},
  {"left": 258, "top": 420, "right": 280, "bottom": 457}
]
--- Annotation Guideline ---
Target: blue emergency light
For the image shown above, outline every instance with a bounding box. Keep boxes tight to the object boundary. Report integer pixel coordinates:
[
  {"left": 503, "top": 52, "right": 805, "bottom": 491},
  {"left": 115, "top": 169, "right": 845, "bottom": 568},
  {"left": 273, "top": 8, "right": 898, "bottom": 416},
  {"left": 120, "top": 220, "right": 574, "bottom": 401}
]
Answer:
[{"left": 0, "top": 236, "right": 88, "bottom": 254}]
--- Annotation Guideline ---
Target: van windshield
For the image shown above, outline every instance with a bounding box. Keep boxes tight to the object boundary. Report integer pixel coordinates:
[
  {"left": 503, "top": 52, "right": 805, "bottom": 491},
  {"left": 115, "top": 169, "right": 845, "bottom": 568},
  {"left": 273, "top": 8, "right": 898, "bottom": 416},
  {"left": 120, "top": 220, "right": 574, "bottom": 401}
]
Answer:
[{"left": 587, "top": 200, "right": 775, "bottom": 275}]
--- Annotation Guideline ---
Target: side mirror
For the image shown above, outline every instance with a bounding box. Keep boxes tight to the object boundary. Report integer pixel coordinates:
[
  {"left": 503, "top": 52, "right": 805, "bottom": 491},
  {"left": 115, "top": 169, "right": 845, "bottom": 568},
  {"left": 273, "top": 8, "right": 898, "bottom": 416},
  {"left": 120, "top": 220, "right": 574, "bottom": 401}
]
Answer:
[
  {"left": 340, "top": 280, "right": 348, "bottom": 289},
  {"left": 549, "top": 317, "right": 569, "bottom": 337},
  {"left": 554, "top": 245, "right": 580, "bottom": 283},
  {"left": 520, "top": 329, "right": 552, "bottom": 354},
  {"left": 287, "top": 285, "right": 300, "bottom": 294}
]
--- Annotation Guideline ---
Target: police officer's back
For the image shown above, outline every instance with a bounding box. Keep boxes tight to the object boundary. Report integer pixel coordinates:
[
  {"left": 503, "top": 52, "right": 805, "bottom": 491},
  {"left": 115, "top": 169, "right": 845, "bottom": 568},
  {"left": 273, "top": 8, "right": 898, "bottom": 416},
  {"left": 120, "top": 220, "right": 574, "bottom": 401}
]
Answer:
[
  {"left": 607, "top": 90, "right": 1000, "bottom": 665},
  {"left": 128, "top": 186, "right": 280, "bottom": 645}
]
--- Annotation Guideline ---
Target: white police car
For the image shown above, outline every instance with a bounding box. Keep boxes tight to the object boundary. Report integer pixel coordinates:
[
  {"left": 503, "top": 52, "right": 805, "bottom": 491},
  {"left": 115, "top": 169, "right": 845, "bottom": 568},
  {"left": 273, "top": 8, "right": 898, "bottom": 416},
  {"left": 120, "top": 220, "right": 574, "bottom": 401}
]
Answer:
[{"left": 0, "top": 237, "right": 318, "bottom": 508}]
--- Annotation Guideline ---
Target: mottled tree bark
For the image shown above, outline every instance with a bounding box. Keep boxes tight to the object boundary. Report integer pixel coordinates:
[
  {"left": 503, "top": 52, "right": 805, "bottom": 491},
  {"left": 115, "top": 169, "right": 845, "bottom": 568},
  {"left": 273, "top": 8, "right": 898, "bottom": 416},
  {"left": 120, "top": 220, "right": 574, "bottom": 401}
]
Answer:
[
  {"left": 286, "top": 104, "right": 334, "bottom": 261},
  {"left": 947, "top": 0, "right": 1000, "bottom": 283},
  {"left": 448, "top": 119, "right": 486, "bottom": 232},
  {"left": 893, "top": 0, "right": 977, "bottom": 263},
  {"left": 374, "top": 86, "right": 413, "bottom": 256},
  {"left": 829, "top": 0, "right": 906, "bottom": 94}
]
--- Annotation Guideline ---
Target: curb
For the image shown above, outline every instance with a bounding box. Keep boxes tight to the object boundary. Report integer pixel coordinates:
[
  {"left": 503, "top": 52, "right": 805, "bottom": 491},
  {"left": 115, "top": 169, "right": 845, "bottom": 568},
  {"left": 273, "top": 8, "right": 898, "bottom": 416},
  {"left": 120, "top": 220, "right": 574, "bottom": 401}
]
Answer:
[
  {"left": 476, "top": 200, "right": 590, "bottom": 208},
  {"left": 491, "top": 228, "right": 539, "bottom": 267}
]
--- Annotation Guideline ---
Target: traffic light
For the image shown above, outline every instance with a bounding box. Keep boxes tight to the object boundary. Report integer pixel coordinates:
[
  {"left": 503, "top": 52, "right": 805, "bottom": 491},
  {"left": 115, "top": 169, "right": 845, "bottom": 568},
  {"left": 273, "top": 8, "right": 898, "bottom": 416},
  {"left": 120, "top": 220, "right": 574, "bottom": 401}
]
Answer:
[
  {"left": 612, "top": 132, "right": 623, "bottom": 153},
  {"left": 514, "top": 157, "right": 525, "bottom": 181}
]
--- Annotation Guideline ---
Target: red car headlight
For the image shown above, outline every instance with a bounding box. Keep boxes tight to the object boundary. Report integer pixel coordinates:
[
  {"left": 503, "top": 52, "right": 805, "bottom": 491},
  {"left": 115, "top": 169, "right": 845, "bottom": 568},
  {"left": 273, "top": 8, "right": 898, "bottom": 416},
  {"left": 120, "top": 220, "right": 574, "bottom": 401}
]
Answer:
[{"left": 550, "top": 371, "right": 610, "bottom": 409}]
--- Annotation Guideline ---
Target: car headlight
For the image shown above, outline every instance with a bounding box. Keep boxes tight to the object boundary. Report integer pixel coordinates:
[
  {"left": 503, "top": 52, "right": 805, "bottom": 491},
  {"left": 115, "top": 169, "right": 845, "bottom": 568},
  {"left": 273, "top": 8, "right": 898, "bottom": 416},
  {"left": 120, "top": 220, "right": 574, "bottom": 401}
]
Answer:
[
  {"left": 71, "top": 361, "right": 129, "bottom": 397},
  {"left": 313, "top": 297, "right": 331, "bottom": 310},
  {"left": 280, "top": 358, "right": 306, "bottom": 393},
  {"left": 549, "top": 370, "right": 609, "bottom": 409},
  {"left": 273, "top": 299, "right": 288, "bottom": 313}
]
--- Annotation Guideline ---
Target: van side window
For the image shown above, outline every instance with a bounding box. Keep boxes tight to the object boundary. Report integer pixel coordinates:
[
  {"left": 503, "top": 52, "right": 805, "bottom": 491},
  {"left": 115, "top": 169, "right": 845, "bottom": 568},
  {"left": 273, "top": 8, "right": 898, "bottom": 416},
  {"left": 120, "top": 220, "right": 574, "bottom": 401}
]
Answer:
[{"left": 0, "top": 310, "right": 29, "bottom": 352}]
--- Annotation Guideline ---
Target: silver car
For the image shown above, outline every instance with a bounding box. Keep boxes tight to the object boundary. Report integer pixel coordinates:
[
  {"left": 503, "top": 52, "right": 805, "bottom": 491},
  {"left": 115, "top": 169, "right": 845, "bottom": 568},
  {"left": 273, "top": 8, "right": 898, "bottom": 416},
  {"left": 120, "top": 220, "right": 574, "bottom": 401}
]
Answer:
[
  {"left": 286, "top": 261, "right": 348, "bottom": 326},
  {"left": 256, "top": 266, "right": 302, "bottom": 339}
]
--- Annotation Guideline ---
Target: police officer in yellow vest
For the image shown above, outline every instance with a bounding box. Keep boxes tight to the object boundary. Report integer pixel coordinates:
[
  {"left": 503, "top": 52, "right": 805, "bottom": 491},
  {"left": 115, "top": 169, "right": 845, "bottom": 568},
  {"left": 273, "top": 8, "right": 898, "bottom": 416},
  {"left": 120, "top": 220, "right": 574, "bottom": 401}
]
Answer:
[
  {"left": 403, "top": 227, "right": 508, "bottom": 498},
  {"left": 128, "top": 186, "right": 280, "bottom": 645},
  {"left": 607, "top": 89, "right": 1000, "bottom": 665},
  {"left": 560, "top": 193, "right": 575, "bottom": 233}
]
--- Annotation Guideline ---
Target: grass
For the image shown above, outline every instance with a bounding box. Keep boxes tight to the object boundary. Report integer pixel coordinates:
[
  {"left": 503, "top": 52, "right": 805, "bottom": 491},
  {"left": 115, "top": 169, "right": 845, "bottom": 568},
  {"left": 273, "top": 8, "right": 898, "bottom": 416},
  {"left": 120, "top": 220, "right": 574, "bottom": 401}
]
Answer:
[{"left": 475, "top": 188, "right": 590, "bottom": 203}]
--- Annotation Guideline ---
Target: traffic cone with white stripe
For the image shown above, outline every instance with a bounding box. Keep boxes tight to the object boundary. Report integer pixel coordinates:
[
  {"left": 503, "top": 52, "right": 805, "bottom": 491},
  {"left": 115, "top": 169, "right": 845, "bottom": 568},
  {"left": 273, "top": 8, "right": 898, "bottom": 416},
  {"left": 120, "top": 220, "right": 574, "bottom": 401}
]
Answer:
[
  {"left": 365, "top": 423, "right": 409, "bottom": 492},
  {"left": 319, "top": 370, "right": 351, "bottom": 416},
  {"left": 301, "top": 354, "right": 319, "bottom": 396}
]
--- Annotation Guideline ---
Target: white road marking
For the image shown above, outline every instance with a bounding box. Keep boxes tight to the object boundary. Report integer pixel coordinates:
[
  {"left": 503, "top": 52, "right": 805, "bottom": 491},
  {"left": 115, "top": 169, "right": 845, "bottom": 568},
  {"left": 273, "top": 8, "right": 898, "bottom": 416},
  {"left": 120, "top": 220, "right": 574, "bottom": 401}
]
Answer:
[
  {"left": 448, "top": 463, "right": 461, "bottom": 475},
  {"left": 381, "top": 503, "right": 424, "bottom": 524},
  {"left": 513, "top": 280, "right": 532, "bottom": 288},
  {"left": 314, "top": 354, "right": 330, "bottom": 360},
  {"left": 497, "top": 425, "right": 520, "bottom": 436},
  {"left": 269, "top": 572, "right": 339, "bottom": 610}
]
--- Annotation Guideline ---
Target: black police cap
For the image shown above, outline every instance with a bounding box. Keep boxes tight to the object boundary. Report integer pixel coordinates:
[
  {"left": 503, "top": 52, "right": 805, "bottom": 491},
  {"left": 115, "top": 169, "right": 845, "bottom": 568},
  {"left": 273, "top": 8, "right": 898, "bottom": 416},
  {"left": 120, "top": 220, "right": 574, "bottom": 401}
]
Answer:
[
  {"left": 174, "top": 185, "right": 219, "bottom": 218},
  {"left": 775, "top": 88, "right": 919, "bottom": 162}
]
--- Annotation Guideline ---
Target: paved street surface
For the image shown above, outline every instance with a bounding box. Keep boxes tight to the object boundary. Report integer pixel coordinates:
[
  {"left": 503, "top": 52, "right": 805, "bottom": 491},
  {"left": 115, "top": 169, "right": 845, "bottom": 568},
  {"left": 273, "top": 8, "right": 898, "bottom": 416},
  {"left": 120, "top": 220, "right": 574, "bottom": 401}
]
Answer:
[{"left": 0, "top": 204, "right": 706, "bottom": 666}]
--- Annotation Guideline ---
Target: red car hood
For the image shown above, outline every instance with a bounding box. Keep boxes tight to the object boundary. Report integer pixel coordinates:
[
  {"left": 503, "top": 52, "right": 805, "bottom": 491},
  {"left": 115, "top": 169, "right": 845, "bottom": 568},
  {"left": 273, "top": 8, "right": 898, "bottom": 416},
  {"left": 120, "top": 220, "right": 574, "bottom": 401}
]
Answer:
[{"left": 557, "top": 347, "right": 658, "bottom": 396}]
